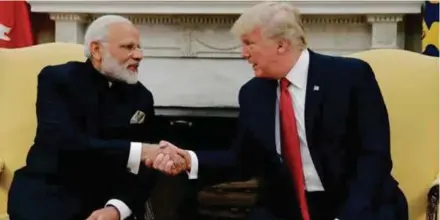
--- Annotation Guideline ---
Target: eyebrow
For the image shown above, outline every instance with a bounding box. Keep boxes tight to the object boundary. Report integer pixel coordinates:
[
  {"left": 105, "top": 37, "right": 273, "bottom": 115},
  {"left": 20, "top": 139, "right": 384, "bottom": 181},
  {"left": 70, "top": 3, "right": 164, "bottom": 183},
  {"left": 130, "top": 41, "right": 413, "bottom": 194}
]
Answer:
[{"left": 119, "top": 42, "right": 141, "bottom": 48}]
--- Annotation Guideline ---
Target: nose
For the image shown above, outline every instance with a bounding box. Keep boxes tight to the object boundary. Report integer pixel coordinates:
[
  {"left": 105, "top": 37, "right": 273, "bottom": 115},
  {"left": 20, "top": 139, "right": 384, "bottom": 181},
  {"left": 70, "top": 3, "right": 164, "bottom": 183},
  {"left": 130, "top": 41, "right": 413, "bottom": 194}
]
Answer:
[
  {"left": 131, "top": 48, "right": 143, "bottom": 61},
  {"left": 241, "top": 47, "right": 250, "bottom": 59}
]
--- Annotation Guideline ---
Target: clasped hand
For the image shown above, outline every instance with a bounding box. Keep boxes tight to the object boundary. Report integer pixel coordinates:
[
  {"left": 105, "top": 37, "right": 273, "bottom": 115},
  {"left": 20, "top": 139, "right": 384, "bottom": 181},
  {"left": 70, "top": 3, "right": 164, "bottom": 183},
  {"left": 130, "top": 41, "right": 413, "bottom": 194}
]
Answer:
[{"left": 141, "top": 141, "right": 190, "bottom": 175}]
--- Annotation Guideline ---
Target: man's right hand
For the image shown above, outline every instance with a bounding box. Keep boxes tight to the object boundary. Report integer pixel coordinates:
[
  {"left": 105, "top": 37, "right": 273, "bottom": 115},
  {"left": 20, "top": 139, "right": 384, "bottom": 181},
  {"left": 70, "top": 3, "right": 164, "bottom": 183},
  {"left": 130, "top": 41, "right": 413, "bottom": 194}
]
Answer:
[
  {"left": 141, "top": 142, "right": 188, "bottom": 175},
  {"left": 86, "top": 206, "right": 119, "bottom": 220},
  {"left": 141, "top": 143, "right": 161, "bottom": 166}
]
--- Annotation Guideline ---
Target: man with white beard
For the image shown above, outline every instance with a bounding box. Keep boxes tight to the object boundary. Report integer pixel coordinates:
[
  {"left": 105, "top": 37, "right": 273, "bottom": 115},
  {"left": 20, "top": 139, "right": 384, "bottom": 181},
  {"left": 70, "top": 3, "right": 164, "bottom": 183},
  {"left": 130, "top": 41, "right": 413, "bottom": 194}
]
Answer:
[{"left": 7, "top": 15, "right": 188, "bottom": 220}]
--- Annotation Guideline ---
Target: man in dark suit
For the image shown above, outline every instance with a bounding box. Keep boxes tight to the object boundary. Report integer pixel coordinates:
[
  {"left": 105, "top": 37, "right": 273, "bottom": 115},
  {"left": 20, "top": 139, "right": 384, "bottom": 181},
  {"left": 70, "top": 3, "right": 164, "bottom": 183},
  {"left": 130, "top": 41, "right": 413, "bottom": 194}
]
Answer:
[
  {"left": 7, "top": 15, "right": 182, "bottom": 220},
  {"left": 153, "top": 2, "right": 408, "bottom": 220}
]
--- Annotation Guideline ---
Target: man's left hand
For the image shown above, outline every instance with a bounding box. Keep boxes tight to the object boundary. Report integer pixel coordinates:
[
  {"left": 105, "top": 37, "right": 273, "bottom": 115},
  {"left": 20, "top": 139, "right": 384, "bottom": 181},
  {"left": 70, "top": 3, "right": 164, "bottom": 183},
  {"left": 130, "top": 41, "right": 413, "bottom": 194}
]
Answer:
[{"left": 86, "top": 206, "right": 120, "bottom": 220}]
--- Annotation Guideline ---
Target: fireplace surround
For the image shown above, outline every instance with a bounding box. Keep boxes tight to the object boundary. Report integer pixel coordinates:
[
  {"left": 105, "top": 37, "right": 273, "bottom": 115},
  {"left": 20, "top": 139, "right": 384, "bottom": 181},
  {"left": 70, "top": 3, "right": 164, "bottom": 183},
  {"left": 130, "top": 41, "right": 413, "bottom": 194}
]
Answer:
[
  {"left": 29, "top": 1, "right": 423, "bottom": 113},
  {"left": 149, "top": 114, "right": 255, "bottom": 220}
]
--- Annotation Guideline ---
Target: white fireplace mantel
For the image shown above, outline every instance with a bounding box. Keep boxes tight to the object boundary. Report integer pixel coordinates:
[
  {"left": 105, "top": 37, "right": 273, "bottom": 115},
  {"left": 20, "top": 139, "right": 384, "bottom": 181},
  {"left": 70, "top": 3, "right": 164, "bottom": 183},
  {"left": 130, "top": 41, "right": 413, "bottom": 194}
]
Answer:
[
  {"left": 28, "top": 1, "right": 423, "bottom": 110},
  {"left": 29, "top": 0, "right": 422, "bottom": 15}
]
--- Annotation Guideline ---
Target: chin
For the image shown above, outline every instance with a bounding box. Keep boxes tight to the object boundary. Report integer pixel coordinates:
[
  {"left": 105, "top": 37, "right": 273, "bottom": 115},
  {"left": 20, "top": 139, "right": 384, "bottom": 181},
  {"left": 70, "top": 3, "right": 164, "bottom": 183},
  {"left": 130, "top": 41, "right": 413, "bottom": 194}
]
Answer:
[
  {"left": 126, "top": 71, "right": 138, "bottom": 82},
  {"left": 112, "top": 71, "right": 138, "bottom": 84},
  {"left": 253, "top": 70, "right": 264, "bottom": 78},
  {"left": 254, "top": 70, "right": 271, "bottom": 79},
  {"left": 124, "top": 77, "right": 138, "bottom": 84}
]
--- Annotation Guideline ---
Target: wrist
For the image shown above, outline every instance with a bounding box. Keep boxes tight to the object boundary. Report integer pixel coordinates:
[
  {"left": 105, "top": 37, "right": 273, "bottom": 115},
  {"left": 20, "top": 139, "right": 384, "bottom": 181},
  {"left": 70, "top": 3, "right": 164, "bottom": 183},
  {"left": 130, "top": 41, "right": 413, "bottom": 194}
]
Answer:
[
  {"left": 142, "top": 143, "right": 156, "bottom": 149},
  {"left": 183, "top": 151, "right": 192, "bottom": 171},
  {"left": 106, "top": 205, "right": 121, "bottom": 219},
  {"left": 141, "top": 143, "right": 158, "bottom": 162}
]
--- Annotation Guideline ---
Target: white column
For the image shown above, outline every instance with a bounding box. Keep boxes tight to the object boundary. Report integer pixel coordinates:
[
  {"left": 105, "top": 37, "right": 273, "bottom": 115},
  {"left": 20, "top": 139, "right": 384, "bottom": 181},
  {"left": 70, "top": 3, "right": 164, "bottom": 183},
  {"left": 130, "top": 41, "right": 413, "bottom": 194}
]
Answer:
[
  {"left": 367, "top": 15, "right": 403, "bottom": 49},
  {"left": 50, "top": 13, "right": 88, "bottom": 44}
]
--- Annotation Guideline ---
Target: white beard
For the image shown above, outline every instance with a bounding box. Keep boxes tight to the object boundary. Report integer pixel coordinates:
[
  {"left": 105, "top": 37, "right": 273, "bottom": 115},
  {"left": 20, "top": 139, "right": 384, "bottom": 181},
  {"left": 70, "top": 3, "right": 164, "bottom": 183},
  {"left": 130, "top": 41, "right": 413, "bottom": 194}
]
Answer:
[{"left": 101, "top": 52, "right": 138, "bottom": 84}]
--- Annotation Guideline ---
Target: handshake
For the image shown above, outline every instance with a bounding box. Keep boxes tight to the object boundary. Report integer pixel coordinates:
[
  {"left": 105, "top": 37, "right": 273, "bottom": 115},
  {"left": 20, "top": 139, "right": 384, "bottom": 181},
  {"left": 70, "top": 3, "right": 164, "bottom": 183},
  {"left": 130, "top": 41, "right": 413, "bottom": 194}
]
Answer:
[{"left": 141, "top": 141, "right": 191, "bottom": 175}]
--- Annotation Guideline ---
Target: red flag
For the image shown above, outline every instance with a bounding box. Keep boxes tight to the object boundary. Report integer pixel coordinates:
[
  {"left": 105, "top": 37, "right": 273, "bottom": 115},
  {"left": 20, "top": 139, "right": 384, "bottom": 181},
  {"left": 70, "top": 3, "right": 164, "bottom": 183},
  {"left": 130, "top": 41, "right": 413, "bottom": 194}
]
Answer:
[{"left": 0, "top": 1, "right": 33, "bottom": 48}]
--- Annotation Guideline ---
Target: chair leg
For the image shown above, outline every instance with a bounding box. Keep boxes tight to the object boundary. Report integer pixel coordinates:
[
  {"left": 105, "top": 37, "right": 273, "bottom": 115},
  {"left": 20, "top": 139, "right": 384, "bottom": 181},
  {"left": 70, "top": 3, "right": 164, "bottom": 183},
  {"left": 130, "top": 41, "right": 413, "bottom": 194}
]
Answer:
[
  {"left": 427, "top": 183, "right": 439, "bottom": 220},
  {"left": 145, "top": 199, "right": 156, "bottom": 220}
]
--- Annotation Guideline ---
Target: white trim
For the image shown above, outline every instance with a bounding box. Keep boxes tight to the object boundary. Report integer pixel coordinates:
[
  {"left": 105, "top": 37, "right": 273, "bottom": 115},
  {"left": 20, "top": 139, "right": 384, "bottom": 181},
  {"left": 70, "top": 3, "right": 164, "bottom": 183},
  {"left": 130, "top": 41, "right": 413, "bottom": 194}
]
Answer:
[{"left": 29, "top": 1, "right": 423, "bottom": 15}]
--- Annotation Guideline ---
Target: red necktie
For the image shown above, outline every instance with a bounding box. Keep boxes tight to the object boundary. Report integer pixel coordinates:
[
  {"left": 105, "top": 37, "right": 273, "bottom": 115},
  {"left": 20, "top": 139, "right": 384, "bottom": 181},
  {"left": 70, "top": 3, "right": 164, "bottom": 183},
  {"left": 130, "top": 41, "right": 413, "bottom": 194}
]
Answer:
[{"left": 279, "top": 77, "right": 310, "bottom": 220}]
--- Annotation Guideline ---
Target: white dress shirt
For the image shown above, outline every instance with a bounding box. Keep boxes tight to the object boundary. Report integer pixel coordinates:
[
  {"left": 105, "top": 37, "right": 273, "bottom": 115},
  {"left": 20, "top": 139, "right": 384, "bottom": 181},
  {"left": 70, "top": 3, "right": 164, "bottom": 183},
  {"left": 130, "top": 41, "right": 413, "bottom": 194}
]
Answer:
[{"left": 275, "top": 49, "right": 324, "bottom": 192}]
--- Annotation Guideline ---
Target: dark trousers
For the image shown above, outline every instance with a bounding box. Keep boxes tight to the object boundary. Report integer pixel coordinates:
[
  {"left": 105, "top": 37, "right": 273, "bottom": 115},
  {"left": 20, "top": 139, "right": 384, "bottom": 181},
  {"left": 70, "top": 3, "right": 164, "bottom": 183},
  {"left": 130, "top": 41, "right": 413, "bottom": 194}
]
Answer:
[
  {"left": 248, "top": 191, "right": 332, "bottom": 220},
  {"left": 306, "top": 191, "right": 334, "bottom": 220},
  {"left": 8, "top": 213, "right": 139, "bottom": 220}
]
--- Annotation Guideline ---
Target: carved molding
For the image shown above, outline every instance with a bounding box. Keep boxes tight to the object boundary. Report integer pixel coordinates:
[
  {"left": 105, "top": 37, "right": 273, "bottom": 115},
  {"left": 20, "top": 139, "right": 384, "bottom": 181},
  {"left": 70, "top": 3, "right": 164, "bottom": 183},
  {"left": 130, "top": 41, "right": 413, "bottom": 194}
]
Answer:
[
  {"left": 49, "top": 13, "right": 89, "bottom": 23},
  {"left": 87, "top": 14, "right": 366, "bottom": 26},
  {"left": 367, "top": 14, "right": 403, "bottom": 49},
  {"left": 302, "top": 15, "right": 366, "bottom": 25},
  {"left": 90, "top": 14, "right": 238, "bottom": 26},
  {"left": 29, "top": 1, "right": 422, "bottom": 15},
  {"left": 191, "top": 26, "right": 242, "bottom": 58},
  {"left": 367, "top": 14, "right": 404, "bottom": 23}
]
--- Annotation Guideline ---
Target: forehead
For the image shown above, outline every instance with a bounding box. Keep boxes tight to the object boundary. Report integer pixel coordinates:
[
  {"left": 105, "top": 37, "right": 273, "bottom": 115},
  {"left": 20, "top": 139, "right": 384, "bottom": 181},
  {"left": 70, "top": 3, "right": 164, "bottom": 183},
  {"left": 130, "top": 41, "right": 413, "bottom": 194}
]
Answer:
[
  {"left": 107, "top": 23, "right": 140, "bottom": 43},
  {"left": 240, "top": 27, "right": 263, "bottom": 41}
]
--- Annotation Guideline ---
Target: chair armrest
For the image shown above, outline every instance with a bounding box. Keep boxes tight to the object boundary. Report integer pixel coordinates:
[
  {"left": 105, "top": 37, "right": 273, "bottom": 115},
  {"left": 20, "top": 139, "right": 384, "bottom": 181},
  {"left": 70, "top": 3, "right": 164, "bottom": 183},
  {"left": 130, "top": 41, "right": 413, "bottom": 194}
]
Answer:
[
  {"left": 427, "top": 174, "right": 439, "bottom": 220},
  {"left": 0, "top": 158, "right": 7, "bottom": 220},
  {"left": 0, "top": 156, "right": 4, "bottom": 176}
]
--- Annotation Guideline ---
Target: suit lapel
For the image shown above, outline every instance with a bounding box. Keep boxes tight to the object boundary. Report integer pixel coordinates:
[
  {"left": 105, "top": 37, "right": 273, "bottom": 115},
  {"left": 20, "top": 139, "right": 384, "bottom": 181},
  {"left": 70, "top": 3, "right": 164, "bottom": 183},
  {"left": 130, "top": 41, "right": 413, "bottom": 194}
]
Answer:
[
  {"left": 257, "top": 79, "right": 278, "bottom": 153},
  {"left": 304, "top": 50, "right": 324, "bottom": 146}
]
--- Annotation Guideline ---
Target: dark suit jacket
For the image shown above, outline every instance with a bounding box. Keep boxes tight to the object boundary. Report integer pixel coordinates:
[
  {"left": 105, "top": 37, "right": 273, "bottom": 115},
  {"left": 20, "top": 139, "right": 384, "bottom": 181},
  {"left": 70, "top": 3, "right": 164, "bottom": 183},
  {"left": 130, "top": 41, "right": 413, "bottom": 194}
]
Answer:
[
  {"left": 8, "top": 60, "right": 158, "bottom": 220},
  {"left": 195, "top": 50, "right": 408, "bottom": 220}
]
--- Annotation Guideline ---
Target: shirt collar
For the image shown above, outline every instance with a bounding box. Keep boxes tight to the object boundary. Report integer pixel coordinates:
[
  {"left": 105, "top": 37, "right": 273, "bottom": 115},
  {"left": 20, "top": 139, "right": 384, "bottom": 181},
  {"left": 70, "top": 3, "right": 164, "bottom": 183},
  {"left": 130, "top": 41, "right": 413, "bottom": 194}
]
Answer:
[{"left": 283, "top": 49, "right": 310, "bottom": 89}]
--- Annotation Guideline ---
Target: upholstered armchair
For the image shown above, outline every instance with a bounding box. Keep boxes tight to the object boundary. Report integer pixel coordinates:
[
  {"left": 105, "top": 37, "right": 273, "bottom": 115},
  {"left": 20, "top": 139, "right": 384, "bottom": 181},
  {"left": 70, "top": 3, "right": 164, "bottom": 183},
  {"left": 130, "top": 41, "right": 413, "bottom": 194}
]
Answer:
[
  {"left": 351, "top": 49, "right": 438, "bottom": 220},
  {"left": 0, "top": 43, "right": 86, "bottom": 220}
]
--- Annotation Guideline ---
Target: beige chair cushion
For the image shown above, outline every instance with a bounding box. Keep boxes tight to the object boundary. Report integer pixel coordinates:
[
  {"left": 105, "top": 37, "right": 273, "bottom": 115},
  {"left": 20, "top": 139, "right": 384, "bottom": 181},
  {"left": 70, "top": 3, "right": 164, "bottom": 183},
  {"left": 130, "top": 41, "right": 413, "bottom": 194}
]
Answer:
[
  {"left": 349, "top": 49, "right": 439, "bottom": 220},
  {"left": 0, "top": 43, "right": 85, "bottom": 215}
]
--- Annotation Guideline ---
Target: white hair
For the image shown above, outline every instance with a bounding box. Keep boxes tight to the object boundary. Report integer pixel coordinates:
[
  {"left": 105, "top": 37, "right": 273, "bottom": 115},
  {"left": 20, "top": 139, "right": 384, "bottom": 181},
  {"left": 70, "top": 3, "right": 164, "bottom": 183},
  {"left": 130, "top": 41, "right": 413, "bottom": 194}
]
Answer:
[
  {"left": 83, "top": 15, "right": 133, "bottom": 57},
  {"left": 231, "top": 2, "right": 307, "bottom": 48}
]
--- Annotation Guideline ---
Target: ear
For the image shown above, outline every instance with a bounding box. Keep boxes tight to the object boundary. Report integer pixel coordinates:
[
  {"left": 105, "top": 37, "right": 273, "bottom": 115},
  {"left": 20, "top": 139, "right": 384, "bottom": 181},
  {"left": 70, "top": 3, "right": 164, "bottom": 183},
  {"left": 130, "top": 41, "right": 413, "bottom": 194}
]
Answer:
[
  {"left": 90, "top": 41, "right": 103, "bottom": 61},
  {"left": 277, "top": 39, "right": 290, "bottom": 54},
  {"left": 277, "top": 46, "right": 285, "bottom": 54}
]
